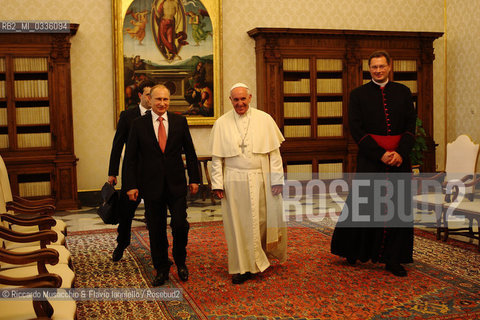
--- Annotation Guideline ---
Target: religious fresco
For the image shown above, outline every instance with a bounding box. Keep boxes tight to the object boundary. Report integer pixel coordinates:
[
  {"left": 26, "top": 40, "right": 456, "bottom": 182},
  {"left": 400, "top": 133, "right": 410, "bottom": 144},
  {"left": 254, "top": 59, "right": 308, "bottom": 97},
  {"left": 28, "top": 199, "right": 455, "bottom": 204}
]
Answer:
[{"left": 121, "top": 0, "right": 215, "bottom": 119}]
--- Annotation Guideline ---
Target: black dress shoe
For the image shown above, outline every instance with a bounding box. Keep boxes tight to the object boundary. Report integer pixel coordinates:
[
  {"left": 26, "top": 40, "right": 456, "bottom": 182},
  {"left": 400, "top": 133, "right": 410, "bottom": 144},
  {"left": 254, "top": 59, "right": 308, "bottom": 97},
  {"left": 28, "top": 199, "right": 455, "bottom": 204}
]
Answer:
[
  {"left": 386, "top": 263, "right": 407, "bottom": 277},
  {"left": 112, "top": 245, "right": 126, "bottom": 262},
  {"left": 232, "top": 272, "right": 252, "bottom": 284},
  {"left": 153, "top": 271, "right": 169, "bottom": 286},
  {"left": 177, "top": 266, "right": 189, "bottom": 282}
]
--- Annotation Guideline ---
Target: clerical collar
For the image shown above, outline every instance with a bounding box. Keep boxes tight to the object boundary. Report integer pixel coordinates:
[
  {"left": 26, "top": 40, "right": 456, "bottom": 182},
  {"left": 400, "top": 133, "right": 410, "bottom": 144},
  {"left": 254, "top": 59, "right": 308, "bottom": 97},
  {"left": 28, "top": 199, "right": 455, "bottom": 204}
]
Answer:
[{"left": 372, "top": 79, "right": 389, "bottom": 87}]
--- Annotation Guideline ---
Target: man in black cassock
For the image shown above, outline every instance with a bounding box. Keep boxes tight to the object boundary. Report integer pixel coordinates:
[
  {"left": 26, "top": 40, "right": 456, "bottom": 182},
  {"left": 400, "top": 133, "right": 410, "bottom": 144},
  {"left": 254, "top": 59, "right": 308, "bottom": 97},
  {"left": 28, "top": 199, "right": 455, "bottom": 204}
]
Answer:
[{"left": 331, "top": 50, "right": 417, "bottom": 277}]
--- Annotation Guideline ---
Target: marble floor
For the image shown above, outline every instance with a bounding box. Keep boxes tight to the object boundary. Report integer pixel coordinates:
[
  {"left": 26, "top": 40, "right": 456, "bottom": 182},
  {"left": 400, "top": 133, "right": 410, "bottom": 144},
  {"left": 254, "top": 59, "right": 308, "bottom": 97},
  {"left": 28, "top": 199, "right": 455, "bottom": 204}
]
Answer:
[
  {"left": 55, "top": 192, "right": 479, "bottom": 250},
  {"left": 54, "top": 197, "right": 223, "bottom": 233},
  {"left": 55, "top": 193, "right": 347, "bottom": 233}
]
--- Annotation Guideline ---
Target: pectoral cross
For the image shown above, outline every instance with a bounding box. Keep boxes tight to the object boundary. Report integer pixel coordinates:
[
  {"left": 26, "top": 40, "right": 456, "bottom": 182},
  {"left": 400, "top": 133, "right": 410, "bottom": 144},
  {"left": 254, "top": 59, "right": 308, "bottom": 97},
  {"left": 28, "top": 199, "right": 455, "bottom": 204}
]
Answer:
[{"left": 239, "top": 141, "right": 247, "bottom": 153}]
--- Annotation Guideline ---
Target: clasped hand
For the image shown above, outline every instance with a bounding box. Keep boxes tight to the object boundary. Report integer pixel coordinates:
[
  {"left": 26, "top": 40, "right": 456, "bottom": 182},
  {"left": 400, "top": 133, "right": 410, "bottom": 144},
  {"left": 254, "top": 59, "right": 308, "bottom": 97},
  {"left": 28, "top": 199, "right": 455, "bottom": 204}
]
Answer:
[{"left": 381, "top": 151, "right": 403, "bottom": 167}]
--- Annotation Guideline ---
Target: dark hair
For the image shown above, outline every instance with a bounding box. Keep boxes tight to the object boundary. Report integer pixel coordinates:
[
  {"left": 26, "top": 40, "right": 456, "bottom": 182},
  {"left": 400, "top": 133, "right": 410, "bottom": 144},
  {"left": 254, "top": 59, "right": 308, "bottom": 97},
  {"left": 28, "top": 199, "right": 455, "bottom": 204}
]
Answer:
[
  {"left": 368, "top": 50, "right": 391, "bottom": 66},
  {"left": 138, "top": 79, "right": 156, "bottom": 96}
]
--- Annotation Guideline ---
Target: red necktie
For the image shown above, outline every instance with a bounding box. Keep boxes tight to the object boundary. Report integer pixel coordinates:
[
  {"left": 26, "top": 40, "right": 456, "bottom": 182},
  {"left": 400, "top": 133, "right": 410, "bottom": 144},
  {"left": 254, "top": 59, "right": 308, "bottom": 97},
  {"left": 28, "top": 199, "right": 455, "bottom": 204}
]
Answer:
[{"left": 158, "top": 117, "right": 166, "bottom": 152}]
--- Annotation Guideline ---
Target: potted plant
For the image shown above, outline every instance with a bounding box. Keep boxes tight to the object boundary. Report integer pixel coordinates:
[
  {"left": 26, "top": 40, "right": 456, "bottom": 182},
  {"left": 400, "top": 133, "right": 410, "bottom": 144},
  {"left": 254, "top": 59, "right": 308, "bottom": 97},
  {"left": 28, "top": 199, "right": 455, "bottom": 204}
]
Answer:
[{"left": 410, "top": 117, "right": 428, "bottom": 174}]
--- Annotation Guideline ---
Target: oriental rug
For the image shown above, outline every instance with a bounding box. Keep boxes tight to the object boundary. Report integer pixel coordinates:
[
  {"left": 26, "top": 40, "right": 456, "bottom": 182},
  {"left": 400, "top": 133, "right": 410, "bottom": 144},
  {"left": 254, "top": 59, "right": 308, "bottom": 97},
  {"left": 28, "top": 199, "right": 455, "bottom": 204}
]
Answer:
[{"left": 67, "top": 220, "right": 480, "bottom": 319}]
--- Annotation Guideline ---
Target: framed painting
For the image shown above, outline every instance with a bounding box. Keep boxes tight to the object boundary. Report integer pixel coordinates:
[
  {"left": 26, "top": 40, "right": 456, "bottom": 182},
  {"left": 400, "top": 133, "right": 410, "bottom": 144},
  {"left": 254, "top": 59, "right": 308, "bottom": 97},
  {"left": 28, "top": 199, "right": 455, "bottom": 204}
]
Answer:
[{"left": 112, "top": 0, "right": 222, "bottom": 125}]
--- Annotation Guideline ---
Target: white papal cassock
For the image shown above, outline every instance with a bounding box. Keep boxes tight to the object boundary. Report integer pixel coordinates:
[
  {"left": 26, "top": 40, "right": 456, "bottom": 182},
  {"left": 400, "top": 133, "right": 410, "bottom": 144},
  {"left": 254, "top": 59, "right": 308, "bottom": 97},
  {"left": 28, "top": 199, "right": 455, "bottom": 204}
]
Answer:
[{"left": 209, "top": 107, "right": 287, "bottom": 274}]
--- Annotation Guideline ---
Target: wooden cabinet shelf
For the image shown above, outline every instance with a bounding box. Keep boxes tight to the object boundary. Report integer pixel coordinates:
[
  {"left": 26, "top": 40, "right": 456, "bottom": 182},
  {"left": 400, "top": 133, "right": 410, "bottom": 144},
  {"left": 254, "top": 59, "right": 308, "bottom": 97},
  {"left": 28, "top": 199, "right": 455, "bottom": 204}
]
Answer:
[
  {"left": 248, "top": 28, "right": 442, "bottom": 177},
  {"left": 12, "top": 98, "right": 50, "bottom": 101},
  {"left": 0, "top": 25, "right": 80, "bottom": 209}
]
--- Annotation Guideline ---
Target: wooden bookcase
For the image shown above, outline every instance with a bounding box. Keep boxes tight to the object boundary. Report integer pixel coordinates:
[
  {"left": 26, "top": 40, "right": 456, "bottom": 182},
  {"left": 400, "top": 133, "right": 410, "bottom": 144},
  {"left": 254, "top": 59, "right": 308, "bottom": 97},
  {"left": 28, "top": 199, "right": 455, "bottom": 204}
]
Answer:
[
  {"left": 0, "top": 25, "right": 80, "bottom": 210},
  {"left": 248, "top": 28, "right": 443, "bottom": 179}
]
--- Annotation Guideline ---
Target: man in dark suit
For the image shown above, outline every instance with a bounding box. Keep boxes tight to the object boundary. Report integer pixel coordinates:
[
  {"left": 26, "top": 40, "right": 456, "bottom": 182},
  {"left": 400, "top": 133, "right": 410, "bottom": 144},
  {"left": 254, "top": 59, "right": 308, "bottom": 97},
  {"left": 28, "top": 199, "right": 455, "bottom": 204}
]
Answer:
[
  {"left": 108, "top": 79, "right": 156, "bottom": 262},
  {"left": 125, "top": 84, "right": 200, "bottom": 286}
]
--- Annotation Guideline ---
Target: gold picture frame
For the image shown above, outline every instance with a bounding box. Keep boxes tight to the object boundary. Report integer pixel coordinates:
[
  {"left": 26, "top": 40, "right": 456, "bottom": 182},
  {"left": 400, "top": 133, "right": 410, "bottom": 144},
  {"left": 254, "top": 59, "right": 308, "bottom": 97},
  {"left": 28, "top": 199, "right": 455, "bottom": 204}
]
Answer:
[{"left": 112, "top": 0, "right": 222, "bottom": 126}]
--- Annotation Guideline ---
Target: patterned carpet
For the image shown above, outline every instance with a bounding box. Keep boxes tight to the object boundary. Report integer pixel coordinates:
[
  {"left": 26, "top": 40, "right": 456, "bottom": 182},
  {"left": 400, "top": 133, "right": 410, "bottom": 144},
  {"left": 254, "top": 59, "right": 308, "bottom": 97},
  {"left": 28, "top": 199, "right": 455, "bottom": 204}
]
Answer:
[{"left": 67, "top": 220, "right": 480, "bottom": 319}]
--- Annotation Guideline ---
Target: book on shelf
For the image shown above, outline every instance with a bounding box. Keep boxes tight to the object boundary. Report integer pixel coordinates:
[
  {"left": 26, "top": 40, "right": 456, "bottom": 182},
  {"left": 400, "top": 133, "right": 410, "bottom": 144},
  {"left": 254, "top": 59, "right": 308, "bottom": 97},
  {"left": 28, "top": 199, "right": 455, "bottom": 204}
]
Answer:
[
  {"left": 317, "top": 79, "right": 343, "bottom": 94},
  {"left": 284, "top": 102, "right": 310, "bottom": 118},
  {"left": 316, "top": 59, "right": 342, "bottom": 71},
  {"left": 17, "top": 132, "right": 52, "bottom": 148},
  {"left": 318, "top": 162, "right": 343, "bottom": 180},
  {"left": 286, "top": 164, "right": 312, "bottom": 181},
  {"left": 14, "top": 80, "right": 49, "bottom": 98},
  {"left": 283, "top": 58, "right": 309, "bottom": 71},
  {"left": 362, "top": 60, "right": 370, "bottom": 71},
  {"left": 317, "top": 124, "right": 343, "bottom": 137},
  {"left": 316, "top": 79, "right": 342, "bottom": 94},
  {"left": 284, "top": 125, "right": 310, "bottom": 138},
  {"left": 393, "top": 60, "right": 417, "bottom": 72},
  {"left": 0, "top": 108, "right": 7, "bottom": 125},
  {"left": 13, "top": 57, "right": 48, "bottom": 72},
  {"left": 0, "top": 81, "right": 5, "bottom": 98},
  {"left": 0, "top": 58, "right": 5, "bottom": 72},
  {"left": 18, "top": 181, "right": 51, "bottom": 197},
  {"left": 0, "top": 134, "right": 8, "bottom": 148},
  {"left": 317, "top": 101, "right": 342, "bottom": 117},
  {"left": 16, "top": 107, "right": 50, "bottom": 125},
  {"left": 284, "top": 79, "right": 310, "bottom": 94}
]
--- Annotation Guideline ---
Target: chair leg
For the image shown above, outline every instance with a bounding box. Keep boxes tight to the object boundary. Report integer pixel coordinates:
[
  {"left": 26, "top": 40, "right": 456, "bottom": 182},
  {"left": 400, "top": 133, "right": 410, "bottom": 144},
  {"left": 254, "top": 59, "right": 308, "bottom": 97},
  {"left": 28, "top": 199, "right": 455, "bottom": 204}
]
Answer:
[
  {"left": 476, "top": 218, "right": 480, "bottom": 253},
  {"left": 436, "top": 210, "right": 442, "bottom": 240},
  {"left": 443, "top": 227, "right": 449, "bottom": 241},
  {"left": 468, "top": 218, "right": 474, "bottom": 238},
  {"left": 442, "top": 208, "right": 449, "bottom": 242},
  {"left": 477, "top": 231, "right": 480, "bottom": 253}
]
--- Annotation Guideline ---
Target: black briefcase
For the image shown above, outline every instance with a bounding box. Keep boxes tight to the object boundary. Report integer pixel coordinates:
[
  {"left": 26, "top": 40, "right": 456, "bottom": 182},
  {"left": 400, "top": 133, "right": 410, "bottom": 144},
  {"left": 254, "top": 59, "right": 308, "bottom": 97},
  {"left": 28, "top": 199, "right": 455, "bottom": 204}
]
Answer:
[{"left": 97, "top": 182, "right": 119, "bottom": 224}]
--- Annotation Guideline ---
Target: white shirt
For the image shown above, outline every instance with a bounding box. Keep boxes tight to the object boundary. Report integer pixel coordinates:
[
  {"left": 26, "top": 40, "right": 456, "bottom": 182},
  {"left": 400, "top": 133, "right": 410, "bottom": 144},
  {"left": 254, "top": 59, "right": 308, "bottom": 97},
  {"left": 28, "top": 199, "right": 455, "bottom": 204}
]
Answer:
[
  {"left": 139, "top": 103, "right": 150, "bottom": 116},
  {"left": 151, "top": 111, "right": 169, "bottom": 141}
]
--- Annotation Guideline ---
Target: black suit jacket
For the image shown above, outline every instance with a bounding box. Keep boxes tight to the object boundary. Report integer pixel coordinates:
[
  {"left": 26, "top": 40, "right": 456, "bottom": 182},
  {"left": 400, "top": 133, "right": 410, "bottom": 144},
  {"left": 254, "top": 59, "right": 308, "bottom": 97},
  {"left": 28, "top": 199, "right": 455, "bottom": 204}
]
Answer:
[
  {"left": 108, "top": 106, "right": 141, "bottom": 181},
  {"left": 124, "top": 111, "right": 200, "bottom": 201}
]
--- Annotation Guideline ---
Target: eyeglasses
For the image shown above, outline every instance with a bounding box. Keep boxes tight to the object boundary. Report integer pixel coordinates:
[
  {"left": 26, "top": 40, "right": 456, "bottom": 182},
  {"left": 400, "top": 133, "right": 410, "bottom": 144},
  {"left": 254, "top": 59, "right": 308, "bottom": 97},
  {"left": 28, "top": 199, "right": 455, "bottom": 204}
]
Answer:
[{"left": 370, "top": 64, "right": 388, "bottom": 71}]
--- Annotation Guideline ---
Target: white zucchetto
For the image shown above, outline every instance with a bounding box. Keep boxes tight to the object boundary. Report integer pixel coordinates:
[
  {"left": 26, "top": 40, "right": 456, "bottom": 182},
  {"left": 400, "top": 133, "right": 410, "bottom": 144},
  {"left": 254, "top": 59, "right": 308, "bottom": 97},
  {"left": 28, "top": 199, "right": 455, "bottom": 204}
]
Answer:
[{"left": 230, "top": 82, "right": 249, "bottom": 93}]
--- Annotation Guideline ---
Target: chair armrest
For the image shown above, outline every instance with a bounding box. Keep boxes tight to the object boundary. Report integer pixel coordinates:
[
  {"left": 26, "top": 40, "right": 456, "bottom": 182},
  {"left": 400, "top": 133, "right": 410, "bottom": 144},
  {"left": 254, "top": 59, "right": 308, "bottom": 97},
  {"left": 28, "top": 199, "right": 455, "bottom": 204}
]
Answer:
[
  {"left": 462, "top": 175, "right": 480, "bottom": 188},
  {"left": 0, "top": 247, "right": 59, "bottom": 267},
  {"left": 0, "top": 272, "right": 61, "bottom": 319},
  {"left": 444, "top": 175, "right": 480, "bottom": 202},
  {"left": 1, "top": 214, "right": 57, "bottom": 230},
  {"left": 10, "top": 200, "right": 56, "bottom": 211},
  {"left": 13, "top": 195, "right": 55, "bottom": 207},
  {"left": 413, "top": 171, "right": 446, "bottom": 182},
  {"left": 0, "top": 274, "right": 62, "bottom": 288},
  {"left": 6, "top": 202, "right": 55, "bottom": 216},
  {"left": 441, "top": 174, "right": 474, "bottom": 188},
  {"left": 0, "top": 225, "right": 58, "bottom": 246}
]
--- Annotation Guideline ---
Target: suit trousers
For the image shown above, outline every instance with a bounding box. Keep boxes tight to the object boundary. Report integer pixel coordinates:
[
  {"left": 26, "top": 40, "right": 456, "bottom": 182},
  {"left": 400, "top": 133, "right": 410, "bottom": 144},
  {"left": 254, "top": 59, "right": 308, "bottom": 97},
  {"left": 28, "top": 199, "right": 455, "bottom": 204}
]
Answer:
[
  {"left": 144, "top": 192, "right": 189, "bottom": 272},
  {"left": 116, "top": 190, "right": 141, "bottom": 248}
]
